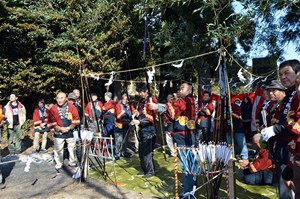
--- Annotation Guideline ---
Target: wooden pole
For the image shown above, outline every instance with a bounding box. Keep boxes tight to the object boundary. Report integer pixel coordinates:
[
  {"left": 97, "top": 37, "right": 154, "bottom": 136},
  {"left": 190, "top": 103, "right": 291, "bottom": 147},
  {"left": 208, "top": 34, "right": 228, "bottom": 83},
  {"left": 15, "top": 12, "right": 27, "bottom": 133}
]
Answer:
[{"left": 227, "top": 159, "right": 236, "bottom": 199}]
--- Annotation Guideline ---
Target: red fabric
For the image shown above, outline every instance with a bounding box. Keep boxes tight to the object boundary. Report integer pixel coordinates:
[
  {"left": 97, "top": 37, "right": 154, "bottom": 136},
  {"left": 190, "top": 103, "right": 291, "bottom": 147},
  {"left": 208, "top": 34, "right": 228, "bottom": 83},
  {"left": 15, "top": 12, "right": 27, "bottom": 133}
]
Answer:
[
  {"left": 115, "top": 103, "right": 136, "bottom": 124},
  {"left": 248, "top": 148, "right": 273, "bottom": 173},
  {"left": 231, "top": 92, "right": 255, "bottom": 103},
  {"left": 165, "top": 95, "right": 195, "bottom": 134},
  {"left": 232, "top": 103, "right": 241, "bottom": 118},
  {"left": 84, "top": 101, "right": 103, "bottom": 120},
  {"left": 138, "top": 96, "right": 158, "bottom": 124},
  {"left": 166, "top": 96, "right": 195, "bottom": 120},
  {"left": 103, "top": 99, "right": 115, "bottom": 113},
  {"left": 197, "top": 101, "right": 214, "bottom": 123},
  {"left": 283, "top": 93, "right": 300, "bottom": 155},
  {"left": 33, "top": 108, "right": 49, "bottom": 126},
  {"left": 253, "top": 88, "right": 266, "bottom": 123},
  {"left": 48, "top": 102, "right": 80, "bottom": 128}
]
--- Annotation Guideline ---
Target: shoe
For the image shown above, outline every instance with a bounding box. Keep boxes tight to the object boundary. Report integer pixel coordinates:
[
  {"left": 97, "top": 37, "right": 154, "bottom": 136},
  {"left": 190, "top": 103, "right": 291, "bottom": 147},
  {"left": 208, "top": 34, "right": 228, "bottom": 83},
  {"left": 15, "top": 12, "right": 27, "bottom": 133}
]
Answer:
[
  {"left": 56, "top": 168, "right": 62, "bottom": 175},
  {"left": 143, "top": 173, "right": 154, "bottom": 178},
  {"left": 32, "top": 149, "right": 38, "bottom": 153},
  {"left": 137, "top": 171, "right": 144, "bottom": 176},
  {"left": 0, "top": 183, "right": 5, "bottom": 189},
  {"left": 121, "top": 153, "right": 131, "bottom": 158},
  {"left": 40, "top": 149, "right": 48, "bottom": 153},
  {"left": 114, "top": 156, "right": 120, "bottom": 160},
  {"left": 68, "top": 164, "right": 77, "bottom": 168}
]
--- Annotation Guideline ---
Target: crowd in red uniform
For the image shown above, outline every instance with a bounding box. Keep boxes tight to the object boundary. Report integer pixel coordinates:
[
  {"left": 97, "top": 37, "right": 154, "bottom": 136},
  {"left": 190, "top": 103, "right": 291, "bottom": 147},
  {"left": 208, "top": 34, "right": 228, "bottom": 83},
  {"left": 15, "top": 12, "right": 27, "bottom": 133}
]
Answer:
[{"left": 0, "top": 60, "right": 300, "bottom": 199}]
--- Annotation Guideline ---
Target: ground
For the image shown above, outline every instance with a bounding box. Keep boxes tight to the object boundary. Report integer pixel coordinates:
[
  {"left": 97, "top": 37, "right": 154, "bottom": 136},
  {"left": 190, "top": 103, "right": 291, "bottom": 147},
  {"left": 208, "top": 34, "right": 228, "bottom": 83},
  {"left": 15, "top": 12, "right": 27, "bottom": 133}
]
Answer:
[{"left": 0, "top": 129, "right": 277, "bottom": 199}]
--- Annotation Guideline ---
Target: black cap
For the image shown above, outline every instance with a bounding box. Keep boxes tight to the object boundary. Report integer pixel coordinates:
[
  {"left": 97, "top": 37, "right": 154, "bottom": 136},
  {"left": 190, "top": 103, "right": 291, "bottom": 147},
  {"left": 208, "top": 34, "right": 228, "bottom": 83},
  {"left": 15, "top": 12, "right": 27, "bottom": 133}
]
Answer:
[{"left": 265, "top": 80, "right": 285, "bottom": 91}]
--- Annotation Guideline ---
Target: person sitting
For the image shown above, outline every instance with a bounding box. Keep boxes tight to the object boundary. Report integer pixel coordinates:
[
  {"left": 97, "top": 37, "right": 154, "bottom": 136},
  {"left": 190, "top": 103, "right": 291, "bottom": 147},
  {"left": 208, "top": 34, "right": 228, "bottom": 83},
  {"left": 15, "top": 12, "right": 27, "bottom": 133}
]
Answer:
[{"left": 241, "top": 134, "right": 274, "bottom": 185}]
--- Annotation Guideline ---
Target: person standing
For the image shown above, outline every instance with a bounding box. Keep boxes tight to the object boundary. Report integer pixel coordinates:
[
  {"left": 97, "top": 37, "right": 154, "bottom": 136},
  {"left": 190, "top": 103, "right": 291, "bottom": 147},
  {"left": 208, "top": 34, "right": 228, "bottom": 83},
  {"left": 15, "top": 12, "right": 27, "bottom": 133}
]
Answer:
[
  {"left": 84, "top": 93, "right": 103, "bottom": 133},
  {"left": 114, "top": 94, "right": 136, "bottom": 160},
  {"left": 261, "top": 59, "right": 300, "bottom": 199},
  {"left": 32, "top": 99, "right": 50, "bottom": 153},
  {"left": 241, "top": 96, "right": 252, "bottom": 140},
  {"left": 0, "top": 104, "right": 5, "bottom": 189},
  {"left": 196, "top": 91, "right": 214, "bottom": 144},
  {"left": 163, "top": 94, "right": 175, "bottom": 156},
  {"left": 149, "top": 82, "right": 196, "bottom": 196},
  {"left": 230, "top": 98, "right": 249, "bottom": 165},
  {"left": 102, "top": 92, "right": 115, "bottom": 137},
  {"left": 73, "top": 89, "right": 82, "bottom": 119},
  {"left": 4, "top": 93, "right": 26, "bottom": 155},
  {"left": 48, "top": 92, "right": 80, "bottom": 173},
  {"left": 131, "top": 83, "right": 158, "bottom": 178}
]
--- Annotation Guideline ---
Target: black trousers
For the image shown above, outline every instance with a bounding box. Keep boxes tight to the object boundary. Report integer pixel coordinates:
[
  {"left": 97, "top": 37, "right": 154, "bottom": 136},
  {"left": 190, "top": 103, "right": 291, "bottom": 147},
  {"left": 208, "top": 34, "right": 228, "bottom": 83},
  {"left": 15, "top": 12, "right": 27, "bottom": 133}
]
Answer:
[
  {"left": 138, "top": 126, "right": 156, "bottom": 175},
  {"left": 195, "top": 127, "right": 211, "bottom": 145}
]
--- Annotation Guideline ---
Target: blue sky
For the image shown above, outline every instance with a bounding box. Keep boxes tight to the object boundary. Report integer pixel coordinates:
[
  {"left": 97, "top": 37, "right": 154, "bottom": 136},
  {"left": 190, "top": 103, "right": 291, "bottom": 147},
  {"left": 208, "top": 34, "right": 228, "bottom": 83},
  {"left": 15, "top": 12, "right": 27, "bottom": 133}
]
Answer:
[{"left": 232, "top": 1, "right": 300, "bottom": 66}]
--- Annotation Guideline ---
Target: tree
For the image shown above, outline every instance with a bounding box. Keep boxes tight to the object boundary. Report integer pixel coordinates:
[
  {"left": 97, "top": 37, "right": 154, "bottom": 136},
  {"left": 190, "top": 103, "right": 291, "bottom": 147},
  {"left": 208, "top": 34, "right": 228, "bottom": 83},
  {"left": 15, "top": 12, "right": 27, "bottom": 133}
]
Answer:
[{"left": 0, "top": 0, "right": 132, "bottom": 100}]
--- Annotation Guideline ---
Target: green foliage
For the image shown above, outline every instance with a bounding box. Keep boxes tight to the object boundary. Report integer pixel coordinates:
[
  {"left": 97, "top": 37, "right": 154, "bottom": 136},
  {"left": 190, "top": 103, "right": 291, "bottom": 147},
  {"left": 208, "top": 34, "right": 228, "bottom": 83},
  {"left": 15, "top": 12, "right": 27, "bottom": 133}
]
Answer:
[
  {"left": 0, "top": 0, "right": 132, "bottom": 100},
  {"left": 0, "top": 0, "right": 297, "bottom": 101}
]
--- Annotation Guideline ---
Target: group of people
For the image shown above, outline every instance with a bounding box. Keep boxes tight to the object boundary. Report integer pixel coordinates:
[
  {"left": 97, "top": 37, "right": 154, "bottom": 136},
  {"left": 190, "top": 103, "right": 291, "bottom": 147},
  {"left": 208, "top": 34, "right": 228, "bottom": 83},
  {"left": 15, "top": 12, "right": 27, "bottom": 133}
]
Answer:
[
  {"left": 1, "top": 59, "right": 300, "bottom": 199},
  {"left": 235, "top": 59, "right": 300, "bottom": 199}
]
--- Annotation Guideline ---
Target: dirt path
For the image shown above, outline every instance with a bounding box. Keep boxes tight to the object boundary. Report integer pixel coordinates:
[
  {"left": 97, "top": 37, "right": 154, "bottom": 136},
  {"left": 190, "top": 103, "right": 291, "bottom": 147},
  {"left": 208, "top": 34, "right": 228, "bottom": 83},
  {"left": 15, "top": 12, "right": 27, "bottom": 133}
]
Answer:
[{"left": 0, "top": 151, "right": 150, "bottom": 199}]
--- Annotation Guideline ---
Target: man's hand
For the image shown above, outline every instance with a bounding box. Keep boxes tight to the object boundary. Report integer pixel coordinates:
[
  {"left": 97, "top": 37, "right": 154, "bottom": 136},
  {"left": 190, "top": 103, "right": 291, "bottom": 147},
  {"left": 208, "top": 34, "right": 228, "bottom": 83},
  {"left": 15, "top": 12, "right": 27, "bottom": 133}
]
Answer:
[
  {"left": 131, "top": 119, "right": 140, "bottom": 126},
  {"left": 60, "top": 127, "right": 70, "bottom": 133},
  {"left": 261, "top": 126, "right": 275, "bottom": 141},
  {"left": 148, "top": 98, "right": 158, "bottom": 110}
]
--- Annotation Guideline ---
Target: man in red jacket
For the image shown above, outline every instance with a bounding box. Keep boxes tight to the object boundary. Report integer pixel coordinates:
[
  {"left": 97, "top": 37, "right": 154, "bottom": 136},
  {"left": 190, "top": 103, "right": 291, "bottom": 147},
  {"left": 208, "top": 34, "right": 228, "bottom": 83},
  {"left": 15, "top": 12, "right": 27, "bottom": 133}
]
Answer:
[
  {"left": 48, "top": 92, "right": 80, "bottom": 173},
  {"left": 131, "top": 83, "right": 158, "bottom": 178},
  {"left": 242, "top": 134, "right": 273, "bottom": 185},
  {"left": 32, "top": 99, "right": 50, "bottom": 153},
  {"left": 261, "top": 59, "right": 300, "bottom": 198},
  {"left": 196, "top": 91, "right": 214, "bottom": 144},
  {"left": 149, "top": 82, "right": 197, "bottom": 196},
  {"left": 84, "top": 93, "right": 103, "bottom": 133},
  {"left": 114, "top": 93, "right": 136, "bottom": 160},
  {"left": 102, "top": 92, "right": 115, "bottom": 137}
]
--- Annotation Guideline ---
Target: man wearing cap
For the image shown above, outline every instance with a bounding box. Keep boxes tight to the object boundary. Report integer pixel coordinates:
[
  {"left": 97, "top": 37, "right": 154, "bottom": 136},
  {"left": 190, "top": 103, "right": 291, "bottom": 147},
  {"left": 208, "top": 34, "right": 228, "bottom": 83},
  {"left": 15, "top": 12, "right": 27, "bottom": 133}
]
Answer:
[
  {"left": 261, "top": 59, "right": 300, "bottom": 198},
  {"left": 48, "top": 92, "right": 80, "bottom": 173},
  {"left": 102, "top": 92, "right": 115, "bottom": 137},
  {"left": 32, "top": 99, "right": 50, "bottom": 153},
  {"left": 263, "top": 80, "right": 286, "bottom": 128},
  {"left": 131, "top": 83, "right": 158, "bottom": 178},
  {"left": 84, "top": 93, "right": 103, "bottom": 133}
]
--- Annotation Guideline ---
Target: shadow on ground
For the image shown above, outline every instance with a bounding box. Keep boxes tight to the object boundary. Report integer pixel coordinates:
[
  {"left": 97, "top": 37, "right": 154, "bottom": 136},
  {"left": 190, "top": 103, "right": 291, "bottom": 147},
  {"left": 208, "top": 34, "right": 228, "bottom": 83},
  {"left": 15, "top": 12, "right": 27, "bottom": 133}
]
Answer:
[{"left": 89, "top": 147, "right": 277, "bottom": 199}]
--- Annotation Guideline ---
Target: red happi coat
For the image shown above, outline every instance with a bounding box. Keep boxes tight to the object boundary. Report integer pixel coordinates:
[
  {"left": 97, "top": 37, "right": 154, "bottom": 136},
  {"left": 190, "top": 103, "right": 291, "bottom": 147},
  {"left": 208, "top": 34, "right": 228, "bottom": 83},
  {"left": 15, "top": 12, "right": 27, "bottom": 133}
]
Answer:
[
  {"left": 272, "top": 88, "right": 300, "bottom": 168},
  {"left": 137, "top": 96, "right": 158, "bottom": 125},
  {"left": 165, "top": 94, "right": 196, "bottom": 134},
  {"left": 196, "top": 101, "right": 214, "bottom": 126},
  {"left": 103, "top": 99, "right": 115, "bottom": 124},
  {"left": 115, "top": 103, "right": 136, "bottom": 129},
  {"left": 248, "top": 148, "right": 273, "bottom": 173},
  {"left": 33, "top": 107, "right": 49, "bottom": 132},
  {"left": 33, "top": 107, "right": 49, "bottom": 126},
  {"left": 48, "top": 102, "right": 80, "bottom": 128},
  {"left": 84, "top": 101, "right": 103, "bottom": 120}
]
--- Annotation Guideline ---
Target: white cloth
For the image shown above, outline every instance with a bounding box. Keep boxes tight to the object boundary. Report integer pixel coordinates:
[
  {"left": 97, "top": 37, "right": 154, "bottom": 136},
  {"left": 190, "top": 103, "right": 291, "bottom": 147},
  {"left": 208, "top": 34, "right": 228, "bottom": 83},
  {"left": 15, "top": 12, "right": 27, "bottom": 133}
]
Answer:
[{"left": 261, "top": 126, "right": 275, "bottom": 141}]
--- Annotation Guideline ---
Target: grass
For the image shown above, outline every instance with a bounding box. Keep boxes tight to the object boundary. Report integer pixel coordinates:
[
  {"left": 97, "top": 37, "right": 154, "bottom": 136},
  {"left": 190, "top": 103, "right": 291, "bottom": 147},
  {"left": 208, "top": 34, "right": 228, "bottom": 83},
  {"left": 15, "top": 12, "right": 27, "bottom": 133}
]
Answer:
[{"left": 88, "top": 147, "right": 277, "bottom": 199}]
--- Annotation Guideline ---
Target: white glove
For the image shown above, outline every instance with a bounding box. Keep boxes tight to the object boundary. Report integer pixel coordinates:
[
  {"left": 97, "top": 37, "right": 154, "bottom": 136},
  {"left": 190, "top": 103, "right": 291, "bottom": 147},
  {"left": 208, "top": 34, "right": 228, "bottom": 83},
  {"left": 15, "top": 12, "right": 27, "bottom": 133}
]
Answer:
[{"left": 261, "top": 126, "right": 275, "bottom": 141}]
